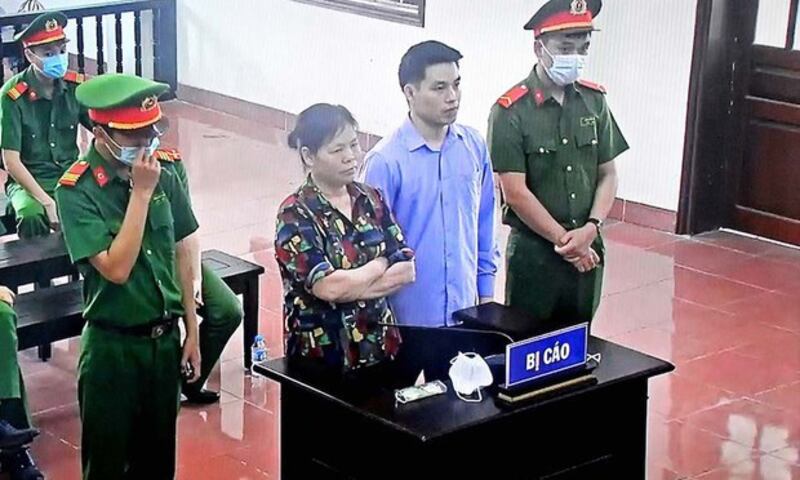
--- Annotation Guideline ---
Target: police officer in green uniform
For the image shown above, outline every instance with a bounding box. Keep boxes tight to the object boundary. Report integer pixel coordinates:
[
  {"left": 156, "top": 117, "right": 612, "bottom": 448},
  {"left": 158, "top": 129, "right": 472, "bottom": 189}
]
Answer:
[
  {"left": 0, "top": 286, "right": 43, "bottom": 480},
  {"left": 154, "top": 147, "right": 243, "bottom": 404},
  {"left": 488, "top": 0, "right": 628, "bottom": 331},
  {"left": 0, "top": 11, "right": 90, "bottom": 238},
  {"left": 55, "top": 73, "right": 201, "bottom": 479}
]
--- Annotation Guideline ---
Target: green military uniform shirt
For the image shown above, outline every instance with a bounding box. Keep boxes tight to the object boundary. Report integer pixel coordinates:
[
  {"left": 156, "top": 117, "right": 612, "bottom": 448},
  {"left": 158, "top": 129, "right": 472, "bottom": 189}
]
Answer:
[
  {"left": 55, "top": 144, "right": 198, "bottom": 325},
  {"left": 488, "top": 67, "right": 629, "bottom": 234},
  {"left": 0, "top": 67, "right": 91, "bottom": 192}
]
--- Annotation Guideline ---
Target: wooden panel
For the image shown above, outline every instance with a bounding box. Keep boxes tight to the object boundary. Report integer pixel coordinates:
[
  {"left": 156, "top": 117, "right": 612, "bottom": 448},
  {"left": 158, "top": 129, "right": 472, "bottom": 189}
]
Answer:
[
  {"left": 735, "top": 206, "right": 800, "bottom": 245},
  {"left": 746, "top": 96, "right": 800, "bottom": 125},
  {"left": 738, "top": 120, "right": 800, "bottom": 219},
  {"left": 750, "top": 47, "right": 800, "bottom": 103},
  {"left": 732, "top": 38, "right": 800, "bottom": 245},
  {"left": 750, "top": 69, "right": 800, "bottom": 104}
]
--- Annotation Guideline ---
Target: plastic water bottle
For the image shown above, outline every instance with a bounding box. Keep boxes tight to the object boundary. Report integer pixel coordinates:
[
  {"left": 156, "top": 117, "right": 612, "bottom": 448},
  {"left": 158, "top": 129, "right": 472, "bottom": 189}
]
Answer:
[{"left": 250, "top": 334, "right": 268, "bottom": 375}]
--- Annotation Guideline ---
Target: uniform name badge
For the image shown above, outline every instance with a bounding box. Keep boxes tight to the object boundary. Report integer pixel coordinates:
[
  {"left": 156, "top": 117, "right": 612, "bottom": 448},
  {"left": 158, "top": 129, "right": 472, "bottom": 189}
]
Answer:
[{"left": 505, "top": 323, "right": 588, "bottom": 388}]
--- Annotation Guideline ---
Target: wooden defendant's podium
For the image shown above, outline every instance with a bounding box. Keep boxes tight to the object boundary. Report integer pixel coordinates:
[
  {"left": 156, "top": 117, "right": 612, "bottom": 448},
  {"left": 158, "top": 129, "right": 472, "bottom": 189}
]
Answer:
[{"left": 254, "top": 304, "right": 673, "bottom": 480}]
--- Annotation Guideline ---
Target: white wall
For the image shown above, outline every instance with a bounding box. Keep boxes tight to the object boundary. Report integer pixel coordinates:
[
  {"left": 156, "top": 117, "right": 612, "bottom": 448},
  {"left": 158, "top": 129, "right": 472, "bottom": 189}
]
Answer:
[{"left": 176, "top": 0, "right": 699, "bottom": 211}]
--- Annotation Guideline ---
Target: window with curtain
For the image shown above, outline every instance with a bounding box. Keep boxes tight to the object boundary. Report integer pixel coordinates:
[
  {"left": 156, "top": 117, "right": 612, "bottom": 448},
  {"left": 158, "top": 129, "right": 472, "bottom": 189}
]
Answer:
[{"left": 291, "top": 0, "right": 425, "bottom": 27}]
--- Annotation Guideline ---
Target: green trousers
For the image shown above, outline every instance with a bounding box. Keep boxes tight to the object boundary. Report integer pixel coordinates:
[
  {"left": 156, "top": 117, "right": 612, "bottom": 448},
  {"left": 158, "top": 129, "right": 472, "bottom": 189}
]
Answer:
[
  {"left": 78, "top": 325, "right": 181, "bottom": 480},
  {"left": 189, "top": 264, "right": 243, "bottom": 392},
  {"left": 7, "top": 182, "right": 50, "bottom": 239},
  {"left": 505, "top": 229, "right": 605, "bottom": 332},
  {"left": 0, "top": 302, "right": 30, "bottom": 430}
]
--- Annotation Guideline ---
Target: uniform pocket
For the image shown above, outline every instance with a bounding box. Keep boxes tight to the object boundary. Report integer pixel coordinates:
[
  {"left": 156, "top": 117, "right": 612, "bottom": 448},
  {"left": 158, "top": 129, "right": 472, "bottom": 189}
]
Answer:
[
  {"left": 147, "top": 193, "right": 174, "bottom": 232},
  {"left": 575, "top": 122, "right": 599, "bottom": 148}
]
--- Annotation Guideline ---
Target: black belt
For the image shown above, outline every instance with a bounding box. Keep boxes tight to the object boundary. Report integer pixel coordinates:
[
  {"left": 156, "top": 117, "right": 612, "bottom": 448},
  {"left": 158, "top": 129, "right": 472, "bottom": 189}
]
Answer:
[{"left": 89, "top": 317, "right": 177, "bottom": 339}]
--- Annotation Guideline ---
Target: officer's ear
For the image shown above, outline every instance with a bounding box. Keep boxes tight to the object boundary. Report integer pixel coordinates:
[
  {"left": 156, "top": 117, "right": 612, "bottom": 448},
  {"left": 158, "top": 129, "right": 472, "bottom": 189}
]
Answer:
[
  {"left": 533, "top": 39, "right": 544, "bottom": 59},
  {"left": 23, "top": 47, "right": 37, "bottom": 65}
]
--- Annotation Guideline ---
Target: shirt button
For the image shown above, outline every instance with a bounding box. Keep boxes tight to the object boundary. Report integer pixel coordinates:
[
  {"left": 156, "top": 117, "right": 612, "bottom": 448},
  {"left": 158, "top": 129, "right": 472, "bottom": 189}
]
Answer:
[
  {"left": 146, "top": 249, "right": 152, "bottom": 255},
  {"left": 570, "top": 193, "right": 577, "bottom": 199},
  {"left": 538, "top": 147, "right": 546, "bottom": 154},
  {"left": 566, "top": 165, "right": 573, "bottom": 172},
  {"left": 31, "top": 134, "right": 36, "bottom": 139},
  {"left": 572, "top": 219, "right": 578, "bottom": 225},
  {"left": 50, "top": 142, "right": 56, "bottom": 148},
  {"left": 359, "top": 241, "right": 365, "bottom": 247},
  {"left": 50, "top": 123, "right": 55, "bottom": 127},
  {"left": 562, "top": 138, "right": 569, "bottom": 145},
  {"left": 70, "top": 125, "right": 75, "bottom": 130},
  {"left": 591, "top": 139, "right": 598, "bottom": 145}
]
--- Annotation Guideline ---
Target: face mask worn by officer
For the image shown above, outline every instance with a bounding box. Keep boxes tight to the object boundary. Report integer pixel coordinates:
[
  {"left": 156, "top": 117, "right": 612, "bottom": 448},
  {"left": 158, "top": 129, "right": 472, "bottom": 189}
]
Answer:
[
  {"left": 539, "top": 42, "right": 586, "bottom": 87},
  {"left": 448, "top": 352, "right": 494, "bottom": 403},
  {"left": 31, "top": 52, "right": 68, "bottom": 80},
  {"left": 102, "top": 129, "right": 161, "bottom": 167}
]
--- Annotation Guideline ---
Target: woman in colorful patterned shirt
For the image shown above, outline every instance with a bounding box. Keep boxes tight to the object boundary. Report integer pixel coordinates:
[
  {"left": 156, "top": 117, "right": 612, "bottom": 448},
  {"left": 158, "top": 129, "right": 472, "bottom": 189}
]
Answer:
[{"left": 275, "top": 104, "right": 416, "bottom": 372}]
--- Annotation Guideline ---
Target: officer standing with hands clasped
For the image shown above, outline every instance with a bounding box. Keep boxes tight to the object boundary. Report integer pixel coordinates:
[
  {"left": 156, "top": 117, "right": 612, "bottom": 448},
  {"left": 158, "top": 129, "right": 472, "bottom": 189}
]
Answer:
[
  {"left": 488, "top": 0, "right": 628, "bottom": 331},
  {"left": 55, "top": 73, "right": 200, "bottom": 479}
]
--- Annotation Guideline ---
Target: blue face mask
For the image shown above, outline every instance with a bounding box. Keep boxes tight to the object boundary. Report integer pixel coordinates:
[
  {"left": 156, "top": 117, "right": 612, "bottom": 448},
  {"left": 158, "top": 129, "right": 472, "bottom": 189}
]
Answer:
[
  {"left": 104, "top": 130, "right": 160, "bottom": 167},
  {"left": 34, "top": 52, "right": 69, "bottom": 79},
  {"left": 540, "top": 43, "right": 586, "bottom": 87}
]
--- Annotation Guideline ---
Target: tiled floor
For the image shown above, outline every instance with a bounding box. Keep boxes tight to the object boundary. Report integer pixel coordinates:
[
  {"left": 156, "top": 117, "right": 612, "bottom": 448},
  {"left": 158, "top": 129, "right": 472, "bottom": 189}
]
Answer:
[{"left": 8, "top": 101, "right": 800, "bottom": 479}]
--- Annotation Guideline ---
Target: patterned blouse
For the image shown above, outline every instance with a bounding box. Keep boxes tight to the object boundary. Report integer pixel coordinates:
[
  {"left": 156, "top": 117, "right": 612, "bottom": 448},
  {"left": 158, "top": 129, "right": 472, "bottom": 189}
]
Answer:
[{"left": 274, "top": 176, "right": 413, "bottom": 372}]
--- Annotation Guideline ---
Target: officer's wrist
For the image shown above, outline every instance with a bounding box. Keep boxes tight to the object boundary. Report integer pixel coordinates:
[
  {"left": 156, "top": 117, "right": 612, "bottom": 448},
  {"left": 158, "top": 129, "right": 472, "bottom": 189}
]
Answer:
[
  {"left": 37, "top": 195, "right": 55, "bottom": 207},
  {"left": 584, "top": 219, "right": 601, "bottom": 238},
  {"left": 131, "top": 188, "right": 153, "bottom": 202}
]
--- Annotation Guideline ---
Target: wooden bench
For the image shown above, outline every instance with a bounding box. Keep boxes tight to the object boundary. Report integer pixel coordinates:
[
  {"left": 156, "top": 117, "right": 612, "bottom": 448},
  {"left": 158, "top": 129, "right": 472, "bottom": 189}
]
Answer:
[
  {"left": 0, "top": 233, "right": 76, "bottom": 291},
  {"left": 12, "top": 249, "right": 265, "bottom": 369}
]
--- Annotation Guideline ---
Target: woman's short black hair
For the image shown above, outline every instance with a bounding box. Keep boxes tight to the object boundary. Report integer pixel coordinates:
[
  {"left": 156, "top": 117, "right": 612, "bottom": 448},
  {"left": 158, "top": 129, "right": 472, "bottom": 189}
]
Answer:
[
  {"left": 287, "top": 103, "right": 358, "bottom": 157},
  {"left": 398, "top": 40, "right": 463, "bottom": 90}
]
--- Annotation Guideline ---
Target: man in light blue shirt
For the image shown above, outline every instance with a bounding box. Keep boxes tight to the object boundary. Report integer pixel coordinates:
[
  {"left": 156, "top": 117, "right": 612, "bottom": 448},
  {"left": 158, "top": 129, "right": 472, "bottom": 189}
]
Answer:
[{"left": 362, "top": 41, "right": 499, "bottom": 327}]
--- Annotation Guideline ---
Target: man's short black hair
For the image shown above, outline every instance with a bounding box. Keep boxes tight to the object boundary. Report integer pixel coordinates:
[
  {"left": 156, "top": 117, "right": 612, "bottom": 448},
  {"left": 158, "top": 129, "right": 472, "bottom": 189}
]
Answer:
[{"left": 398, "top": 40, "right": 463, "bottom": 90}]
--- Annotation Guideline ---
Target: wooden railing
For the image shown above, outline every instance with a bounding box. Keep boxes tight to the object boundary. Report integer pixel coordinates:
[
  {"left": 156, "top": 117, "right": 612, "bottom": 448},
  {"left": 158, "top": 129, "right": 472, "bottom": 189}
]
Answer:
[{"left": 0, "top": 0, "right": 177, "bottom": 98}]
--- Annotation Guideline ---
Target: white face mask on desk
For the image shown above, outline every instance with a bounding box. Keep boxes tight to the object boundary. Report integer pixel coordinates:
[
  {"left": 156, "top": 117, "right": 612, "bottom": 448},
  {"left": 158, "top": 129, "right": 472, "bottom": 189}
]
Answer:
[{"left": 448, "top": 352, "right": 494, "bottom": 403}]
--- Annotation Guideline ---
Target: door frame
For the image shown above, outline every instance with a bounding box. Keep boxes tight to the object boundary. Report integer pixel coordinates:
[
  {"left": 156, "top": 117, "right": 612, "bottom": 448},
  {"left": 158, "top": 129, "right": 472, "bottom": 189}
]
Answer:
[{"left": 677, "top": 0, "right": 760, "bottom": 235}]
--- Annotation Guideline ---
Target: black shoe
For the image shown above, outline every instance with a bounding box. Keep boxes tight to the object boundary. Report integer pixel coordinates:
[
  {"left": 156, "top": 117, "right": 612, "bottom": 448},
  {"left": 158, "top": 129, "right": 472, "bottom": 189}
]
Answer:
[
  {"left": 181, "top": 388, "right": 221, "bottom": 405},
  {"left": 4, "top": 447, "right": 43, "bottom": 480},
  {"left": 0, "top": 421, "right": 38, "bottom": 449}
]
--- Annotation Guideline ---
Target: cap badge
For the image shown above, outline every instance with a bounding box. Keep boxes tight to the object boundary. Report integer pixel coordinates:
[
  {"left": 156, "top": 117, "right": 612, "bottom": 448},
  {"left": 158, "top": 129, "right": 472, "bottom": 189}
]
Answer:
[
  {"left": 141, "top": 96, "right": 158, "bottom": 112},
  {"left": 45, "top": 19, "right": 59, "bottom": 32},
  {"left": 570, "top": 0, "right": 588, "bottom": 15}
]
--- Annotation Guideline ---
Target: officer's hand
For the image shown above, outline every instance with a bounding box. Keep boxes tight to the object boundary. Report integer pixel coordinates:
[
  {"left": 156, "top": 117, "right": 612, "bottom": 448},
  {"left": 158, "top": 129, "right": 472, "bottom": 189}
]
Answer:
[
  {"left": 554, "top": 225, "right": 597, "bottom": 258},
  {"left": 181, "top": 336, "right": 201, "bottom": 383},
  {"left": 42, "top": 198, "right": 60, "bottom": 231},
  {"left": 131, "top": 149, "right": 161, "bottom": 197},
  {"left": 565, "top": 248, "right": 600, "bottom": 273},
  {"left": 0, "top": 286, "right": 15, "bottom": 306}
]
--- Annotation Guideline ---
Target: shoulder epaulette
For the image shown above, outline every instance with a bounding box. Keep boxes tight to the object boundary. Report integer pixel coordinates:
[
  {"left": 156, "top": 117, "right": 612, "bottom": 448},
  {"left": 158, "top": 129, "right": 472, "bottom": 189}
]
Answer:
[
  {"left": 6, "top": 81, "right": 29, "bottom": 101},
  {"left": 577, "top": 79, "right": 607, "bottom": 94},
  {"left": 58, "top": 160, "right": 90, "bottom": 187},
  {"left": 63, "top": 70, "right": 87, "bottom": 84},
  {"left": 496, "top": 84, "right": 529, "bottom": 109},
  {"left": 155, "top": 148, "right": 181, "bottom": 163}
]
